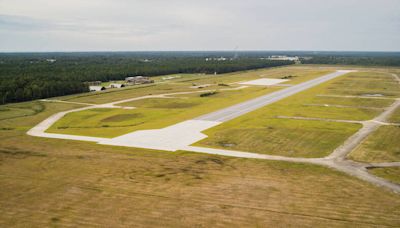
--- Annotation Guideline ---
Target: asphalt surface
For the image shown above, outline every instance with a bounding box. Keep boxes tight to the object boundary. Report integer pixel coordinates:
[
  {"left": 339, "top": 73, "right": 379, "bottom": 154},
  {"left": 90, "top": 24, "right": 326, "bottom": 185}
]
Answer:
[{"left": 195, "top": 70, "right": 353, "bottom": 122}]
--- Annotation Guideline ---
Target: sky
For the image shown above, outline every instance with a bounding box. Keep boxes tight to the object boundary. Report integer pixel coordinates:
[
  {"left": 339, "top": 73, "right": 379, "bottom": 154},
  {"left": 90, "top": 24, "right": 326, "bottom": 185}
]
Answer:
[{"left": 0, "top": 0, "right": 399, "bottom": 52}]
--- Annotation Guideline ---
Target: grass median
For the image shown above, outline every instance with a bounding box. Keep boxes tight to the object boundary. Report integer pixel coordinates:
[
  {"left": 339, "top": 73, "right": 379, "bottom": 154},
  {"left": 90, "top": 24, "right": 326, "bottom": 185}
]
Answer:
[
  {"left": 349, "top": 125, "right": 400, "bottom": 163},
  {"left": 197, "top": 71, "right": 398, "bottom": 157}
]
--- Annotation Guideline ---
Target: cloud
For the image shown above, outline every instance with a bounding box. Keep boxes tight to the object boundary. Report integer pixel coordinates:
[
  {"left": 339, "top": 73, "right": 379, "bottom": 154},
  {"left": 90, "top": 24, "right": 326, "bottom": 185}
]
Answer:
[
  {"left": 0, "top": 14, "right": 184, "bottom": 38},
  {"left": 0, "top": 0, "right": 399, "bottom": 51}
]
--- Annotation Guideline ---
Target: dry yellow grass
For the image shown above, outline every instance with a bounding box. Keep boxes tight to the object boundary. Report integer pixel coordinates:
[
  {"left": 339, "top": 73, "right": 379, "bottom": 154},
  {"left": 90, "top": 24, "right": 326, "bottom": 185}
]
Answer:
[
  {"left": 1, "top": 66, "right": 400, "bottom": 227},
  {"left": 1, "top": 133, "right": 400, "bottom": 227},
  {"left": 348, "top": 126, "right": 400, "bottom": 162},
  {"left": 0, "top": 100, "right": 399, "bottom": 227}
]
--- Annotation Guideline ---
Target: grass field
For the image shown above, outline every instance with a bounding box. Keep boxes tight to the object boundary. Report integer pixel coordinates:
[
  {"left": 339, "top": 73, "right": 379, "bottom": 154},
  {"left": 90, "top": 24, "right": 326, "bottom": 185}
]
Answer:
[
  {"left": 1, "top": 104, "right": 400, "bottom": 226},
  {"left": 47, "top": 69, "right": 398, "bottom": 141},
  {"left": 348, "top": 126, "right": 400, "bottom": 163},
  {"left": 369, "top": 167, "right": 400, "bottom": 185},
  {"left": 197, "top": 117, "right": 361, "bottom": 158},
  {"left": 389, "top": 106, "right": 400, "bottom": 123},
  {"left": 321, "top": 72, "right": 400, "bottom": 97},
  {"left": 1, "top": 66, "right": 400, "bottom": 226},
  {"left": 0, "top": 102, "right": 45, "bottom": 121},
  {"left": 47, "top": 86, "right": 282, "bottom": 137},
  {"left": 57, "top": 66, "right": 332, "bottom": 104},
  {"left": 197, "top": 71, "right": 398, "bottom": 157}
]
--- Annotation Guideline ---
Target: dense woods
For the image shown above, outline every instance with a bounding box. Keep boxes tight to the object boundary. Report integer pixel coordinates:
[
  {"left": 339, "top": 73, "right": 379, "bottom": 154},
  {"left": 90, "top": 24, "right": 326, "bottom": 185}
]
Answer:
[
  {"left": 0, "top": 52, "right": 293, "bottom": 104},
  {"left": 301, "top": 56, "right": 400, "bottom": 66},
  {"left": 1, "top": 51, "right": 399, "bottom": 105}
]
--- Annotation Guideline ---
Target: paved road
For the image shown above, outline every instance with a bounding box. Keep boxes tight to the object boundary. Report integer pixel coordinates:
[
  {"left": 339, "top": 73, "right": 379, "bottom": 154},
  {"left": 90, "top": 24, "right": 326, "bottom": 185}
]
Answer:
[{"left": 195, "top": 70, "right": 353, "bottom": 122}]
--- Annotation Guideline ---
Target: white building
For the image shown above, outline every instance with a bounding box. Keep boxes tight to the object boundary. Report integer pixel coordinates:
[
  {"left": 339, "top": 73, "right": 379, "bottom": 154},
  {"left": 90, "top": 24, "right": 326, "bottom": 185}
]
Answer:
[
  {"left": 125, "top": 76, "right": 154, "bottom": 85},
  {"left": 89, "top": 86, "right": 106, "bottom": 92}
]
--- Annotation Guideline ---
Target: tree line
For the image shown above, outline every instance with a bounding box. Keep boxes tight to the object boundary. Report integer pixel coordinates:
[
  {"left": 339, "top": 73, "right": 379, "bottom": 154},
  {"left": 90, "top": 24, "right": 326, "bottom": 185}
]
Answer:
[
  {"left": 301, "top": 56, "right": 400, "bottom": 66},
  {"left": 0, "top": 54, "right": 293, "bottom": 104}
]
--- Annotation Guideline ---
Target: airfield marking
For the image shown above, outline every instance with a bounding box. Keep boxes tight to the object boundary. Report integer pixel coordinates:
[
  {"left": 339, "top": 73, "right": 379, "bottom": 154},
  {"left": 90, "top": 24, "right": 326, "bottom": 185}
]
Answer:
[
  {"left": 275, "top": 116, "right": 364, "bottom": 124},
  {"left": 27, "top": 71, "right": 400, "bottom": 193},
  {"left": 29, "top": 71, "right": 353, "bottom": 148},
  {"left": 195, "top": 71, "right": 353, "bottom": 122}
]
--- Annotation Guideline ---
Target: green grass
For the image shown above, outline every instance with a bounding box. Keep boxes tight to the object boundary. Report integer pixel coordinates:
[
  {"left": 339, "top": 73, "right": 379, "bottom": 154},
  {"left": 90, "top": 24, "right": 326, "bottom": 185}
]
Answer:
[
  {"left": 197, "top": 71, "right": 397, "bottom": 157},
  {"left": 321, "top": 72, "right": 400, "bottom": 97},
  {"left": 197, "top": 118, "right": 361, "bottom": 158},
  {"left": 389, "top": 106, "right": 400, "bottom": 123},
  {"left": 369, "top": 167, "right": 400, "bottom": 184},
  {"left": 47, "top": 86, "right": 281, "bottom": 138},
  {"left": 348, "top": 126, "right": 400, "bottom": 162},
  {"left": 1, "top": 66, "right": 400, "bottom": 226},
  {"left": 57, "top": 66, "right": 333, "bottom": 105},
  {"left": 272, "top": 71, "right": 398, "bottom": 121},
  {"left": 44, "top": 66, "right": 338, "bottom": 139},
  {"left": 122, "top": 97, "right": 202, "bottom": 109},
  {"left": 308, "top": 96, "right": 394, "bottom": 108},
  {"left": 0, "top": 102, "right": 45, "bottom": 121}
]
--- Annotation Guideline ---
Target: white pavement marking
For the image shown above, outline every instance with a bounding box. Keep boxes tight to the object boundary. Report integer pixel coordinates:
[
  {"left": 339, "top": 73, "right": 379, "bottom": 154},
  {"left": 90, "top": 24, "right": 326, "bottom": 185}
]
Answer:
[
  {"left": 239, "top": 78, "right": 289, "bottom": 86},
  {"left": 29, "top": 70, "right": 353, "bottom": 150},
  {"left": 276, "top": 116, "right": 364, "bottom": 124},
  {"left": 99, "top": 120, "right": 221, "bottom": 151},
  {"left": 27, "top": 70, "right": 400, "bottom": 193},
  {"left": 27, "top": 106, "right": 108, "bottom": 142},
  {"left": 195, "top": 70, "right": 354, "bottom": 122},
  {"left": 317, "top": 94, "right": 397, "bottom": 100}
]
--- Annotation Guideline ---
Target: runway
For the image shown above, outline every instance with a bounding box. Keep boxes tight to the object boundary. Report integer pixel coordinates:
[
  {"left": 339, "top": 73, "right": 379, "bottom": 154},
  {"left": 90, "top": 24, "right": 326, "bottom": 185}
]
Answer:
[{"left": 195, "top": 70, "right": 353, "bottom": 122}]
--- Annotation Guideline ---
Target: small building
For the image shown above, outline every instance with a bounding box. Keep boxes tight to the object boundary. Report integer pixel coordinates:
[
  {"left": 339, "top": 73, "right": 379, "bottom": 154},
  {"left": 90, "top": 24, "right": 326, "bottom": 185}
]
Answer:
[
  {"left": 46, "top": 59, "right": 56, "bottom": 63},
  {"left": 109, "top": 83, "right": 125, "bottom": 88},
  {"left": 89, "top": 86, "right": 106, "bottom": 92},
  {"left": 267, "top": 56, "right": 299, "bottom": 61},
  {"left": 125, "top": 76, "right": 154, "bottom": 85}
]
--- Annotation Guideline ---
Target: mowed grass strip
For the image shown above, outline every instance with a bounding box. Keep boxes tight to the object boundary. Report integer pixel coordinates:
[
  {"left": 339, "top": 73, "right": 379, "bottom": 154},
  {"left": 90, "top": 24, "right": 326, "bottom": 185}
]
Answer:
[
  {"left": 308, "top": 96, "right": 394, "bottom": 108},
  {"left": 276, "top": 71, "right": 398, "bottom": 121},
  {"left": 60, "top": 66, "right": 332, "bottom": 104},
  {"left": 369, "top": 167, "right": 400, "bottom": 185},
  {"left": 47, "top": 87, "right": 280, "bottom": 138},
  {"left": 47, "top": 108, "right": 180, "bottom": 138},
  {"left": 197, "top": 71, "right": 398, "bottom": 157},
  {"left": 348, "top": 126, "right": 400, "bottom": 163},
  {"left": 0, "top": 102, "right": 45, "bottom": 121},
  {"left": 322, "top": 71, "right": 400, "bottom": 97},
  {"left": 388, "top": 106, "right": 400, "bottom": 123},
  {"left": 197, "top": 118, "right": 361, "bottom": 158},
  {"left": 243, "top": 72, "right": 395, "bottom": 122}
]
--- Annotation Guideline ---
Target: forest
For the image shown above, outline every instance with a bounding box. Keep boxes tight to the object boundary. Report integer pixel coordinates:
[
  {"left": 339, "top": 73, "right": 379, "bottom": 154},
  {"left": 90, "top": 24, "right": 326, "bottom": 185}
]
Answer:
[
  {"left": 301, "top": 56, "right": 400, "bottom": 66},
  {"left": 0, "top": 52, "right": 293, "bottom": 104},
  {"left": 2, "top": 51, "right": 399, "bottom": 104}
]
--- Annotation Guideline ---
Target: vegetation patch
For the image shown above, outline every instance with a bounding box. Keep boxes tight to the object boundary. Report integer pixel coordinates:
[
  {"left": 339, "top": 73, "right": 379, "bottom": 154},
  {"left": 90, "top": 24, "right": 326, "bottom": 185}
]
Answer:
[
  {"left": 2, "top": 66, "right": 400, "bottom": 227},
  {"left": 102, "top": 113, "right": 143, "bottom": 122},
  {"left": 197, "top": 119, "right": 361, "bottom": 158},
  {"left": 368, "top": 167, "right": 400, "bottom": 184},
  {"left": 281, "top": 75, "right": 296, "bottom": 79},
  {"left": 0, "top": 148, "right": 47, "bottom": 158},
  {"left": 0, "top": 102, "right": 45, "bottom": 121},
  {"left": 200, "top": 91, "right": 218, "bottom": 97},
  {"left": 197, "top": 71, "right": 397, "bottom": 157},
  {"left": 388, "top": 106, "right": 400, "bottom": 123},
  {"left": 348, "top": 126, "right": 400, "bottom": 162}
]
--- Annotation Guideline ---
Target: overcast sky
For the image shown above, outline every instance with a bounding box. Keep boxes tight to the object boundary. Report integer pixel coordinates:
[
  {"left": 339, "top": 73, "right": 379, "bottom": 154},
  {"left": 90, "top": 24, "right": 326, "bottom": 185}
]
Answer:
[{"left": 0, "top": 0, "right": 399, "bottom": 52}]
